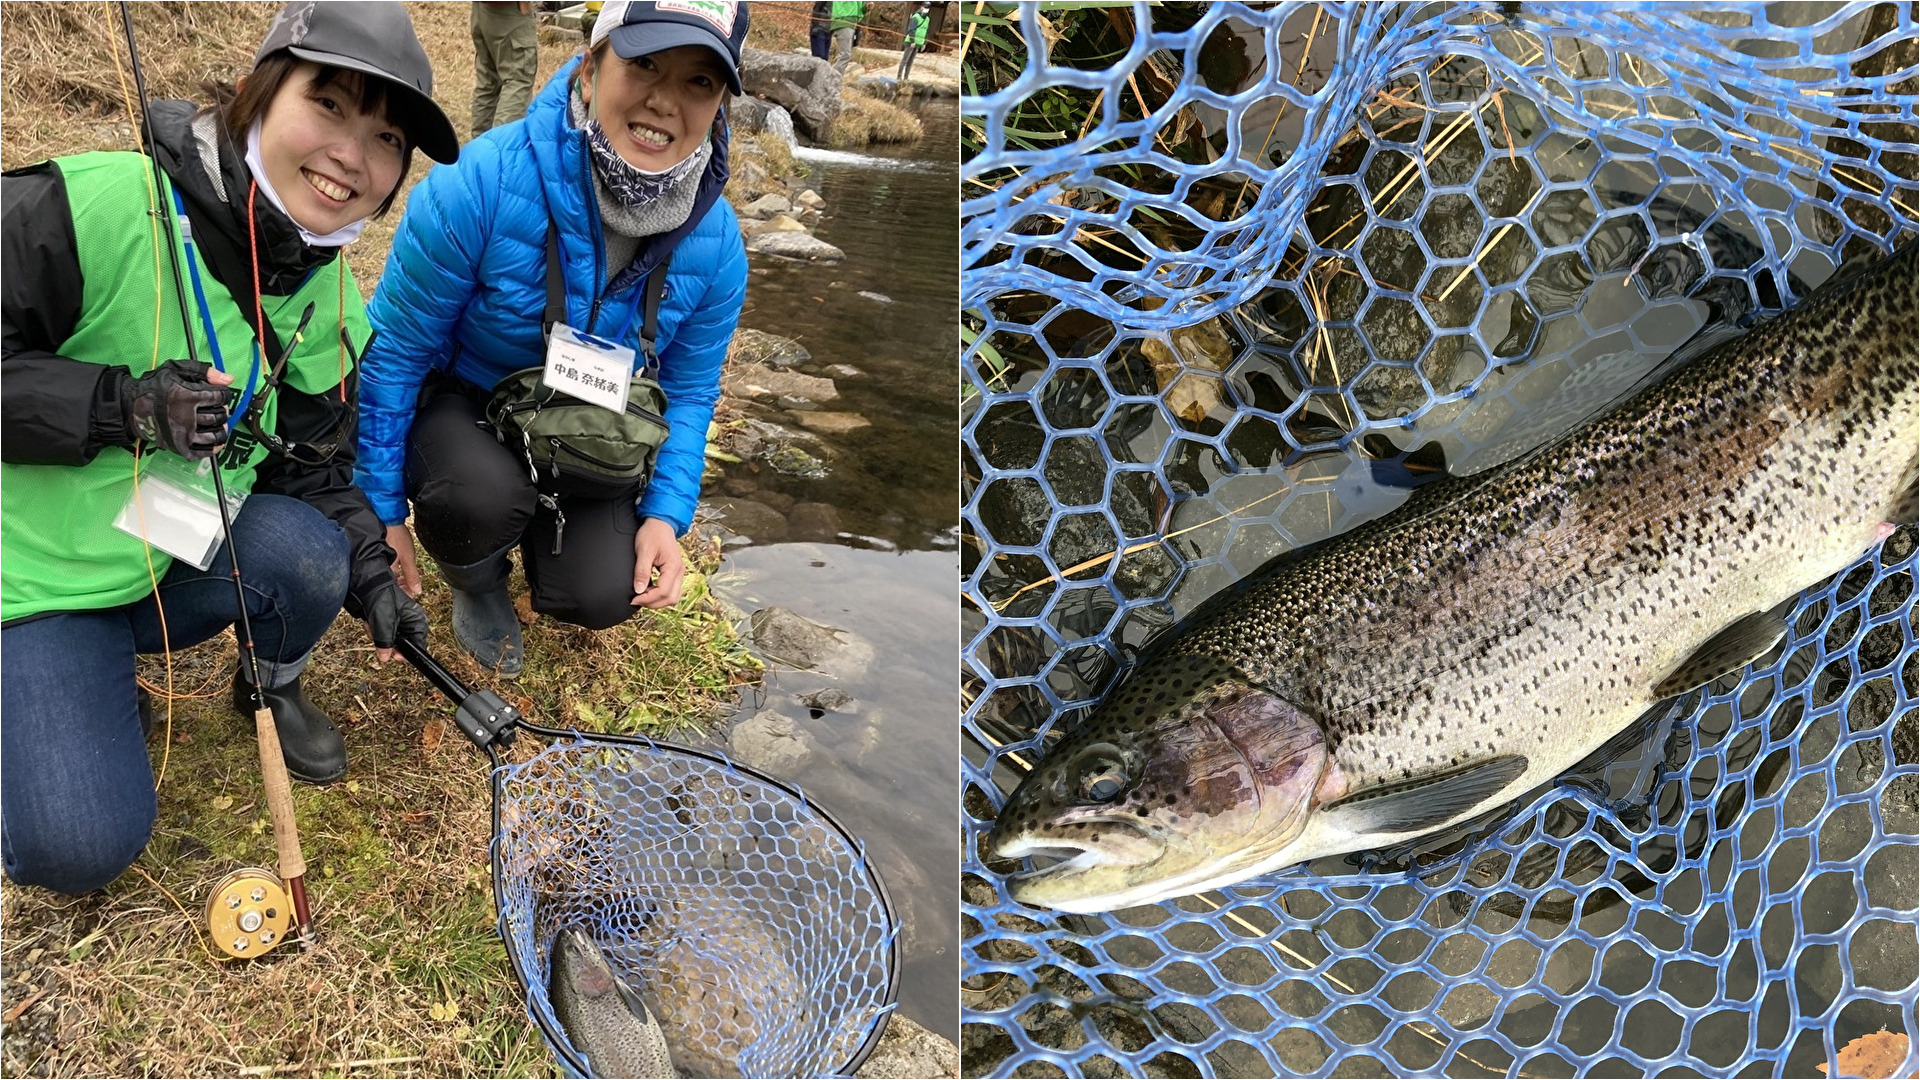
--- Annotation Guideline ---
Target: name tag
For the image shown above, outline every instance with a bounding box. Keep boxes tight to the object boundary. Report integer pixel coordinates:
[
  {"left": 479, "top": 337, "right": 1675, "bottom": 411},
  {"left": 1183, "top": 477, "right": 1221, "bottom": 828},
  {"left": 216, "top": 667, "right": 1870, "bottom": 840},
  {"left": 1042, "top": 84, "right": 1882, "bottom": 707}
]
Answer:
[
  {"left": 112, "top": 454, "right": 246, "bottom": 571},
  {"left": 544, "top": 323, "right": 633, "bottom": 414}
]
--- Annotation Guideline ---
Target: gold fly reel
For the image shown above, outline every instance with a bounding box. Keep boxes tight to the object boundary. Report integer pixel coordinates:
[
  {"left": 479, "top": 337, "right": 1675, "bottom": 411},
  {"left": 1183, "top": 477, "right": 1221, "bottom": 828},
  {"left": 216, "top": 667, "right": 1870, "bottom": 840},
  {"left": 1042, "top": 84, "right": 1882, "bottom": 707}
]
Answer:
[{"left": 206, "top": 867, "right": 293, "bottom": 959}]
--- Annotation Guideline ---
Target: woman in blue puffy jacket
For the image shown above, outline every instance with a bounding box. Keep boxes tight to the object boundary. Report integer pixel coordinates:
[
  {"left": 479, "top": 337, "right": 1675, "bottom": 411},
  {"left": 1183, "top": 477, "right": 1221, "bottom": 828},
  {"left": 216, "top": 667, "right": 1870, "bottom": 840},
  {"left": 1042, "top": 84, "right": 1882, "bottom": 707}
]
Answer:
[{"left": 356, "top": 0, "right": 749, "bottom": 677}]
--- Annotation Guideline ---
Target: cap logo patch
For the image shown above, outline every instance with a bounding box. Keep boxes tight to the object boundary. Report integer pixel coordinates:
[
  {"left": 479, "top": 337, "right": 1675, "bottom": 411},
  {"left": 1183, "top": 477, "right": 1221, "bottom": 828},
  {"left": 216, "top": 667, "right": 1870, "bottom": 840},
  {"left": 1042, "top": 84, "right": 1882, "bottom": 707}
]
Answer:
[{"left": 656, "top": 0, "right": 736, "bottom": 35}]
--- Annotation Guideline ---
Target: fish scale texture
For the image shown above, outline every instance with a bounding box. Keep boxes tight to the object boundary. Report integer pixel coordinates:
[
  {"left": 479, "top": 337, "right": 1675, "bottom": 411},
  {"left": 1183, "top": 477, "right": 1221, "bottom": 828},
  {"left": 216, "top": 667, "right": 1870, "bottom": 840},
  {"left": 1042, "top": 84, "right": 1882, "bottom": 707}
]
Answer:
[
  {"left": 492, "top": 737, "right": 898, "bottom": 1078},
  {"left": 960, "top": 2, "right": 1917, "bottom": 1076}
]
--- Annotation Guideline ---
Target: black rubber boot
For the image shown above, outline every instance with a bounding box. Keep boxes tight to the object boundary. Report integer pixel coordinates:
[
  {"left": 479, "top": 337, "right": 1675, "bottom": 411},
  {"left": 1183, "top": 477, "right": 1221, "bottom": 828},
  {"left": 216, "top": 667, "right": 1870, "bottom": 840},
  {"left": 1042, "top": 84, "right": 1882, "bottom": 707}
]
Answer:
[
  {"left": 231, "top": 670, "right": 347, "bottom": 786},
  {"left": 437, "top": 546, "right": 523, "bottom": 678}
]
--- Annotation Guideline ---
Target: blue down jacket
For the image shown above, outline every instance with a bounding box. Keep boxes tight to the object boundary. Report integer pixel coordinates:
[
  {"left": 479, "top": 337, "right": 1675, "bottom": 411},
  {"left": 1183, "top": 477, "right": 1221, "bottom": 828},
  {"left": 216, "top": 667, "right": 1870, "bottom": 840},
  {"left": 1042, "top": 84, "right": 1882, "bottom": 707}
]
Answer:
[{"left": 357, "top": 57, "right": 747, "bottom": 535}]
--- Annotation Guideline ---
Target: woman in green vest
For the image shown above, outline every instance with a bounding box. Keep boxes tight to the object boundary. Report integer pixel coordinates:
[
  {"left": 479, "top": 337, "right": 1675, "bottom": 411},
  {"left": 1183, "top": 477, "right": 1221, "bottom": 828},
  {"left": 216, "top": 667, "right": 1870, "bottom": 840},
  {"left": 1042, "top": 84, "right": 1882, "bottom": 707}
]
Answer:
[{"left": 0, "top": 1, "right": 457, "bottom": 895}]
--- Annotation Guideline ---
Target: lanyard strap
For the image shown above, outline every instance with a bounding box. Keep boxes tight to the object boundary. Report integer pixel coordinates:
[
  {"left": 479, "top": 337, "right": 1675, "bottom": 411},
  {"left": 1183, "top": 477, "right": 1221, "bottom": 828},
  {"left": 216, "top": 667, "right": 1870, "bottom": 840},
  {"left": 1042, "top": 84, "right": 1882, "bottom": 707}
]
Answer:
[{"left": 170, "top": 186, "right": 259, "bottom": 431}]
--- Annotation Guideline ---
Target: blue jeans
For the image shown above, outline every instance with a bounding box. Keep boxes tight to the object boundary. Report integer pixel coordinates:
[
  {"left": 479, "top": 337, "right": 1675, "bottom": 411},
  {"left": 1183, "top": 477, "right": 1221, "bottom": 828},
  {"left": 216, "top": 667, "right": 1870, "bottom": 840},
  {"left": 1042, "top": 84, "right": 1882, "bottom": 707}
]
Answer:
[{"left": 1, "top": 494, "right": 349, "bottom": 894}]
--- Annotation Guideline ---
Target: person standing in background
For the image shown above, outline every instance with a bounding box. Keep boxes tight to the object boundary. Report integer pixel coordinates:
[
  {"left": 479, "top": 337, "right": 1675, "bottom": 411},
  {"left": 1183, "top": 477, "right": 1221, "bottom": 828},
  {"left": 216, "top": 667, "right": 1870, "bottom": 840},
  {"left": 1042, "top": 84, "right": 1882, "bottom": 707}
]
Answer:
[
  {"left": 897, "top": 2, "right": 929, "bottom": 82},
  {"left": 809, "top": 2, "right": 831, "bottom": 61},
  {"left": 829, "top": 1, "right": 865, "bottom": 73},
  {"left": 471, "top": 1, "right": 538, "bottom": 135},
  {"left": 581, "top": 0, "right": 603, "bottom": 45}
]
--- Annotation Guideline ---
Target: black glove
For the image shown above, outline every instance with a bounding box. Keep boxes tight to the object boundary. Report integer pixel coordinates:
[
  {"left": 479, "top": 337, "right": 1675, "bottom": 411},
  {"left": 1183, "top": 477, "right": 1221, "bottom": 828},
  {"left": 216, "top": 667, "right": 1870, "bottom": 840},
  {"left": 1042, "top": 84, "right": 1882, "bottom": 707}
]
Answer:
[
  {"left": 357, "top": 579, "right": 430, "bottom": 654},
  {"left": 121, "top": 360, "right": 233, "bottom": 459}
]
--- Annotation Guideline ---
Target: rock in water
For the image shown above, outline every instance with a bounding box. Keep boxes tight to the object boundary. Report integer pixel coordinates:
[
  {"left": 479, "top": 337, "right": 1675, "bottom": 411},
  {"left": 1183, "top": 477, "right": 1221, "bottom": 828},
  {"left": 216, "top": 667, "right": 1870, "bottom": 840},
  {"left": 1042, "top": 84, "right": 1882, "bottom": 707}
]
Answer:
[
  {"left": 748, "top": 607, "right": 874, "bottom": 677},
  {"left": 767, "top": 445, "right": 829, "bottom": 479},
  {"left": 857, "top": 290, "right": 893, "bottom": 303},
  {"left": 800, "top": 688, "right": 856, "bottom": 714},
  {"left": 729, "top": 709, "right": 815, "bottom": 772},
  {"left": 727, "top": 328, "right": 811, "bottom": 369},
  {"left": 763, "top": 104, "right": 798, "bottom": 152},
  {"left": 793, "top": 189, "right": 827, "bottom": 212},
  {"left": 740, "top": 193, "right": 792, "bottom": 217},
  {"left": 549, "top": 927, "right": 678, "bottom": 1078},
  {"left": 794, "top": 411, "right": 872, "bottom": 435},
  {"left": 738, "top": 48, "right": 842, "bottom": 140},
  {"left": 747, "top": 232, "right": 847, "bottom": 262}
]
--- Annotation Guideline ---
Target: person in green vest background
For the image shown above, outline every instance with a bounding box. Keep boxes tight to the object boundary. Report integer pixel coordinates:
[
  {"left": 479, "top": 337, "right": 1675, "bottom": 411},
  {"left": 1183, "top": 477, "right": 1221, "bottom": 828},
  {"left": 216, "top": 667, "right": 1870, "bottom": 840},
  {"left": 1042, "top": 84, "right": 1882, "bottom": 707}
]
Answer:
[
  {"left": 0, "top": 1, "right": 457, "bottom": 896},
  {"left": 897, "top": 2, "right": 930, "bottom": 82},
  {"left": 829, "top": 0, "right": 866, "bottom": 73}
]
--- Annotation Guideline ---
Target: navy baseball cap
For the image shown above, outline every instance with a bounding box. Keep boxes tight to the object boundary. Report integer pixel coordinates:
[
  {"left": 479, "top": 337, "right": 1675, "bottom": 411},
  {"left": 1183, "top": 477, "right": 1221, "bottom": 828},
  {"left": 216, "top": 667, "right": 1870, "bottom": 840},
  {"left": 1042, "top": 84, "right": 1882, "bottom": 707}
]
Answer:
[
  {"left": 255, "top": 0, "right": 460, "bottom": 163},
  {"left": 591, "top": 0, "right": 751, "bottom": 95}
]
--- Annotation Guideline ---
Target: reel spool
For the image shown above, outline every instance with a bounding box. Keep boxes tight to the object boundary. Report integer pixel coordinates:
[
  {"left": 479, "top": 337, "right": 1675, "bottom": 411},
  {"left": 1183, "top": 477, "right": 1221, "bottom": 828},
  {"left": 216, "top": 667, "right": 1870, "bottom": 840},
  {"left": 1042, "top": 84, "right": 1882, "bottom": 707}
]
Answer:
[{"left": 205, "top": 867, "right": 293, "bottom": 960}]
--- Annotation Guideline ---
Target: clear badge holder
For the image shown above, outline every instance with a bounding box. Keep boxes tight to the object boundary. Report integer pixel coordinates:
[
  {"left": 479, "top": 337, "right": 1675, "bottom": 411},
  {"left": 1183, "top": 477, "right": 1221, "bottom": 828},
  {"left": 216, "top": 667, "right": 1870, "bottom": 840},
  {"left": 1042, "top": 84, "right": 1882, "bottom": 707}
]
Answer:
[{"left": 112, "top": 453, "right": 246, "bottom": 571}]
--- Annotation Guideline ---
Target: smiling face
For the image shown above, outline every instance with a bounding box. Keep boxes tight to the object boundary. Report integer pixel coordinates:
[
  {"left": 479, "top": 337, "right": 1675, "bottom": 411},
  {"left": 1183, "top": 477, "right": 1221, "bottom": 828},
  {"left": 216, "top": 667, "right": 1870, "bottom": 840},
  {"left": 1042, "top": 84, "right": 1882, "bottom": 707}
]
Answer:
[
  {"left": 580, "top": 44, "right": 728, "bottom": 172},
  {"left": 251, "top": 62, "right": 406, "bottom": 234}
]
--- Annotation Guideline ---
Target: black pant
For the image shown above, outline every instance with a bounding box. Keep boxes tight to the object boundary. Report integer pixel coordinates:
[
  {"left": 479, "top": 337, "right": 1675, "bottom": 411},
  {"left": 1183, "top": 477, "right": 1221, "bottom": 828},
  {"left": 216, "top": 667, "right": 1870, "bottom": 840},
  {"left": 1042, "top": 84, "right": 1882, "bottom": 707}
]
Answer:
[{"left": 404, "top": 379, "right": 640, "bottom": 631}]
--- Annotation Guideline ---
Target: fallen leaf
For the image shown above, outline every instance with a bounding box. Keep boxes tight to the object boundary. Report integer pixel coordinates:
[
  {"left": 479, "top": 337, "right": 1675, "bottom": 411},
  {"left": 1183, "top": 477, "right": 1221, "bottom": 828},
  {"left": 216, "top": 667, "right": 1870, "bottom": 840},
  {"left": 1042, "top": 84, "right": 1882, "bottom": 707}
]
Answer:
[
  {"left": 209, "top": 795, "right": 234, "bottom": 812},
  {"left": 1818, "top": 1031, "right": 1915, "bottom": 1079},
  {"left": 421, "top": 717, "right": 444, "bottom": 753},
  {"left": 514, "top": 592, "right": 538, "bottom": 626}
]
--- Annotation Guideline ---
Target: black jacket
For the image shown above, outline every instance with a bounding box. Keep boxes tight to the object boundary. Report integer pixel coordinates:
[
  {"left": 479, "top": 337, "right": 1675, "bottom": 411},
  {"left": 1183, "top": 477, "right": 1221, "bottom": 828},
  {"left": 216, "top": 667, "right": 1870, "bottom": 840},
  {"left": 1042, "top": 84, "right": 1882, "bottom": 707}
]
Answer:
[{"left": 0, "top": 101, "right": 398, "bottom": 614}]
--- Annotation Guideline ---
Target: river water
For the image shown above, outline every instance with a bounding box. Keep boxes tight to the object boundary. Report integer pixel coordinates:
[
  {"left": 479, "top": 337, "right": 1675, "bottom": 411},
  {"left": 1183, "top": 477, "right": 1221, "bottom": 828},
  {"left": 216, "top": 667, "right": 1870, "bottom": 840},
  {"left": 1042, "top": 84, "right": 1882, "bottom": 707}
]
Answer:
[{"left": 708, "top": 96, "right": 959, "bottom": 1040}]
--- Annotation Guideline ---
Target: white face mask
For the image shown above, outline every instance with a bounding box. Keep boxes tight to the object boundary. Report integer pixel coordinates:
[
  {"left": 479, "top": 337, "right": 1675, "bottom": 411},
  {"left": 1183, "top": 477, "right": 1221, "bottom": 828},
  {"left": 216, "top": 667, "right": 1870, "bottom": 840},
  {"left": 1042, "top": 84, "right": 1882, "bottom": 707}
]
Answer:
[{"left": 244, "top": 119, "right": 370, "bottom": 248}]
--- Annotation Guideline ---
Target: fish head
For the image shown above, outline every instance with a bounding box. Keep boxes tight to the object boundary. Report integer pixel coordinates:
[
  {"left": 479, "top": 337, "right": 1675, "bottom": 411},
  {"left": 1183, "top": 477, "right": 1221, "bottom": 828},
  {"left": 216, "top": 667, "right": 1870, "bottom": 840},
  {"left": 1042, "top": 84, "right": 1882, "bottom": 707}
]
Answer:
[{"left": 988, "top": 653, "right": 1329, "bottom": 914}]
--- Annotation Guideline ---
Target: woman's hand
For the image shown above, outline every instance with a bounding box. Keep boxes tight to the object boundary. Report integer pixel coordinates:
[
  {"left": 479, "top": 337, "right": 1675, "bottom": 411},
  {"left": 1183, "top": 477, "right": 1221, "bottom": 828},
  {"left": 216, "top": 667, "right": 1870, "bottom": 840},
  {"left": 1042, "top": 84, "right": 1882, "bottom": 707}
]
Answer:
[
  {"left": 632, "top": 517, "right": 687, "bottom": 610},
  {"left": 385, "top": 523, "right": 423, "bottom": 598}
]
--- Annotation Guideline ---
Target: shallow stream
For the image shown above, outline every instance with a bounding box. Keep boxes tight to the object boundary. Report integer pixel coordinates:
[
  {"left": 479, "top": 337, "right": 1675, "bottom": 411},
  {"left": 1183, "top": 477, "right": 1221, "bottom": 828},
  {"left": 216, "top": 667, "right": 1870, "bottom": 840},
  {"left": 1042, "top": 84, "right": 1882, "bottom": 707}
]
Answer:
[{"left": 707, "top": 96, "right": 960, "bottom": 1039}]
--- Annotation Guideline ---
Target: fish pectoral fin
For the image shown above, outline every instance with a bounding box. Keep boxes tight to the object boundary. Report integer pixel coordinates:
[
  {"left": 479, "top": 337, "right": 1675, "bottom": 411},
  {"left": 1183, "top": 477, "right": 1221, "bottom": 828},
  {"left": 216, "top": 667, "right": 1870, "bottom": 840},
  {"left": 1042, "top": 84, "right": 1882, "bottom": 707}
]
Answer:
[
  {"left": 611, "top": 976, "right": 656, "bottom": 1026},
  {"left": 1653, "top": 610, "right": 1788, "bottom": 699},
  {"left": 1317, "top": 754, "right": 1529, "bottom": 834}
]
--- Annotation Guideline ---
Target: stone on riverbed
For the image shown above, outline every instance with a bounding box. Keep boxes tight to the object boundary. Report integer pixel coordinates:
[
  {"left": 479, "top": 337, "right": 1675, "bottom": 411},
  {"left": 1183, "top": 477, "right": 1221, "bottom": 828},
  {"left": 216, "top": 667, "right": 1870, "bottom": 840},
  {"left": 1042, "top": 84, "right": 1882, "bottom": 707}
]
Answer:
[
  {"left": 824, "top": 363, "right": 864, "bottom": 379},
  {"left": 793, "top": 189, "right": 826, "bottom": 212},
  {"left": 747, "top": 606, "right": 873, "bottom": 678},
  {"left": 854, "top": 1013, "right": 959, "bottom": 1079},
  {"left": 747, "top": 231, "right": 847, "bottom": 262},
  {"left": 794, "top": 411, "right": 871, "bottom": 435},
  {"left": 707, "top": 498, "right": 788, "bottom": 541},
  {"left": 728, "top": 709, "right": 814, "bottom": 773},
  {"left": 725, "top": 363, "right": 838, "bottom": 402},
  {"left": 727, "top": 328, "right": 811, "bottom": 369},
  {"left": 768, "top": 445, "right": 829, "bottom": 479},
  {"left": 800, "top": 688, "right": 856, "bottom": 714},
  {"left": 740, "top": 193, "right": 792, "bottom": 217},
  {"left": 741, "top": 213, "right": 809, "bottom": 239},
  {"left": 787, "top": 501, "right": 842, "bottom": 539}
]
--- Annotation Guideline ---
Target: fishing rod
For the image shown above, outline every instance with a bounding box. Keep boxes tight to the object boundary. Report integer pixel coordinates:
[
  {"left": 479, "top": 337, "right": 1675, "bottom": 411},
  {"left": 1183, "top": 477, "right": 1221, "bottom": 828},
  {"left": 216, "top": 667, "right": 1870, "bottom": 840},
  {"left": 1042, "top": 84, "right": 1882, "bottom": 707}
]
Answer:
[{"left": 116, "top": 0, "right": 314, "bottom": 952}]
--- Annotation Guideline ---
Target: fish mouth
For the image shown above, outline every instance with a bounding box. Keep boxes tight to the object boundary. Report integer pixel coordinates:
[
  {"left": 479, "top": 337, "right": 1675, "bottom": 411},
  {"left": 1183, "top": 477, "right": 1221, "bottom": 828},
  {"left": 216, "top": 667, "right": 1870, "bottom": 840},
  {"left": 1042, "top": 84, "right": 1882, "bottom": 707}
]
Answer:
[{"left": 992, "top": 819, "right": 1171, "bottom": 913}]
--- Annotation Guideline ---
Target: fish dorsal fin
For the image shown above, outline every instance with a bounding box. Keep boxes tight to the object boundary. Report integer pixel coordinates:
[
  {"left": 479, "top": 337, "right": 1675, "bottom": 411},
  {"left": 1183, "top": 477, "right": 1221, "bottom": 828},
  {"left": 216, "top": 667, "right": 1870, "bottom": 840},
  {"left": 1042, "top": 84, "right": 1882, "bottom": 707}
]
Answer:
[
  {"left": 1652, "top": 610, "right": 1788, "bottom": 699},
  {"left": 1318, "top": 754, "right": 1529, "bottom": 834}
]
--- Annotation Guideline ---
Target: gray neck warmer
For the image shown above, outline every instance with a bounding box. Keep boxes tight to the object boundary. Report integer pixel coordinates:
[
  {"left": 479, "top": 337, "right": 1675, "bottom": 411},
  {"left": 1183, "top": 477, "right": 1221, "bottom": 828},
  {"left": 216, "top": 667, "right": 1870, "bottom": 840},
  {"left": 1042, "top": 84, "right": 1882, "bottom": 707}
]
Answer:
[{"left": 570, "top": 79, "right": 711, "bottom": 282}]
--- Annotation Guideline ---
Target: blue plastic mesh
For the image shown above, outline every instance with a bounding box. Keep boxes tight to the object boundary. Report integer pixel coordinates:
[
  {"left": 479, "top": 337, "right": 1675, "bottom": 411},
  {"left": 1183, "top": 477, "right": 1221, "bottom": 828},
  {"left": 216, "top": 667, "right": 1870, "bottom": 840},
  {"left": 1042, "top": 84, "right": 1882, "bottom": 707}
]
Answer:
[
  {"left": 960, "top": 2, "right": 1917, "bottom": 1076},
  {"left": 494, "top": 735, "right": 899, "bottom": 1079}
]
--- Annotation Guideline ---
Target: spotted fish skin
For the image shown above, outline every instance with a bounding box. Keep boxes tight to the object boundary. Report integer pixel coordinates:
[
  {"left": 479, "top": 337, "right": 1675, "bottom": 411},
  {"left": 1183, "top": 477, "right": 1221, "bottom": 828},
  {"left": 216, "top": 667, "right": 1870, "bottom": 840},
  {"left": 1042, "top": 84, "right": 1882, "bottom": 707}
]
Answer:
[
  {"left": 991, "top": 244, "right": 1918, "bottom": 914},
  {"left": 550, "top": 926, "right": 679, "bottom": 1079}
]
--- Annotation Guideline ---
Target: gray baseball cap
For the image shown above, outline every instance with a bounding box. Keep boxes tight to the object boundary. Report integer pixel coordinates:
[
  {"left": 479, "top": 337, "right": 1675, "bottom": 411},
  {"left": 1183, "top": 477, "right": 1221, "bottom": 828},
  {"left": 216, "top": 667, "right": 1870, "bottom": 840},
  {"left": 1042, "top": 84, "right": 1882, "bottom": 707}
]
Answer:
[{"left": 255, "top": 1, "right": 460, "bottom": 163}]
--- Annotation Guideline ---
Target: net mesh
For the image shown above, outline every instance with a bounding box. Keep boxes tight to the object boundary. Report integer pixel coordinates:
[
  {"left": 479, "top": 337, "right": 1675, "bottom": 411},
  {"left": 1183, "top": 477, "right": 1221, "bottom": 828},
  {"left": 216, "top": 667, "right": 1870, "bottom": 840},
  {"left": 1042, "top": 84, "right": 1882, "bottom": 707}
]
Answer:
[
  {"left": 959, "top": 2, "right": 1918, "bottom": 1076},
  {"left": 495, "top": 736, "right": 898, "bottom": 1079}
]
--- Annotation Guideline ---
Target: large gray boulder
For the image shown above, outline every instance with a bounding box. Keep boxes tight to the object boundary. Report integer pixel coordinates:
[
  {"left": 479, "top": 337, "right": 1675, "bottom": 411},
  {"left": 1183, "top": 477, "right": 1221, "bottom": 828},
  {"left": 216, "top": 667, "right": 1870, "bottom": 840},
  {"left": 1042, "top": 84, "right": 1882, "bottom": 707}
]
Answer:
[{"left": 739, "top": 47, "right": 842, "bottom": 140}]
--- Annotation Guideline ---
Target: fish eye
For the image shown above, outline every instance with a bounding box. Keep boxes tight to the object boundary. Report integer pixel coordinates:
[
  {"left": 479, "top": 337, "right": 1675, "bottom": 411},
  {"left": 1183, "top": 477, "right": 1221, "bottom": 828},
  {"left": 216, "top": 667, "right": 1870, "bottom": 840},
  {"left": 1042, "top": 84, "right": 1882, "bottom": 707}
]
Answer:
[{"left": 1077, "top": 759, "right": 1127, "bottom": 803}]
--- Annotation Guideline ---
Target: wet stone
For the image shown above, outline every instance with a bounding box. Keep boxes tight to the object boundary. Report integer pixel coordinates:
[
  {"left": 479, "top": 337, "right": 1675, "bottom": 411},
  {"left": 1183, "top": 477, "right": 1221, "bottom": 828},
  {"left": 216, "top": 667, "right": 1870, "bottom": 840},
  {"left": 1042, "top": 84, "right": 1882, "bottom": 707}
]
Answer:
[
  {"left": 800, "top": 688, "right": 856, "bottom": 714},
  {"left": 768, "top": 445, "right": 829, "bottom": 479},
  {"left": 824, "top": 363, "right": 865, "bottom": 379},
  {"left": 788, "top": 501, "right": 842, "bottom": 539},
  {"left": 756, "top": 489, "right": 796, "bottom": 513},
  {"left": 853, "top": 1013, "right": 958, "bottom": 1079},
  {"left": 795, "top": 411, "right": 872, "bottom": 435},
  {"left": 747, "top": 232, "right": 847, "bottom": 261},
  {"left": 722, "top": 477, "right": 757, "bottom": 498},
  {"left": 728, "top": 328, "right": 812, "bottom": 369},
  {"left": 708, "top": 498, "right": 788, "bottom": 541},
  {"left": 728, "top": 708, "right": 814, "bottom": 773},
  {"left": 748, "top": 606, "right": 874, "bottom": 678},
  {"left": 725, "top": 364, "right": 839, "bottom": 402},
  {"left": 740, "top": 193, "right": 793, "bottom": 217},
  {"left": 742, "top": 213, "right": 810, "bottom": 238},
  {"left": 778, "top": 393, "right": 821, "bottom": 411},
  {"left": 858, "top": 290, "right": 894, "bottom": 304},
  {"left": 794, "top": 188, "right": 826, "bottom": 211}
]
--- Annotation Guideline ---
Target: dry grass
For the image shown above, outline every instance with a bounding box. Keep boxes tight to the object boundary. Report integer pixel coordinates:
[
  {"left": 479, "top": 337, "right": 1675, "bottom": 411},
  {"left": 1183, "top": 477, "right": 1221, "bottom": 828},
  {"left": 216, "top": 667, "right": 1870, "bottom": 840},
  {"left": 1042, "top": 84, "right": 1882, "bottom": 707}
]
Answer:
[
  {"left": 828, "top": 89, "right": 926, "bottom": 149},
  {"left": 0, "top": 4, "right": 779, "bottom": 1077}
]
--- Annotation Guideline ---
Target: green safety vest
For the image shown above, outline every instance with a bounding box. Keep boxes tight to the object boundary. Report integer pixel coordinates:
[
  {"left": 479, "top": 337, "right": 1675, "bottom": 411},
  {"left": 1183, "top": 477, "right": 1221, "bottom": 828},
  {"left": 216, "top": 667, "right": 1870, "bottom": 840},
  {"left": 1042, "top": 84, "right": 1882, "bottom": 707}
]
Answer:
[
  {"left": 0, "top": 150, "right": 369, "bottom": 623},
  {"left": 908, "top": 12, "right": 928, "bottom": 46},
  {"left": 830, "top": 1, "right": 865, "bottom": 30}
]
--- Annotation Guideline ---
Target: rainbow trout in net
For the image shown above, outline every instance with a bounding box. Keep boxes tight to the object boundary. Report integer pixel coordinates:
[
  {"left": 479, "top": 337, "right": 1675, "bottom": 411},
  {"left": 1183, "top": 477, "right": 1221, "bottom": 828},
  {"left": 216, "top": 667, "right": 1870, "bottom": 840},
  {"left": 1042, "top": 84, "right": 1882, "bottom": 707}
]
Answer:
[
  {"left": 550, "top": 926, "right": 679, "bottom": 1079},
  {"left": 989, "top": 243, "right": 1920, "bottom": 915}
]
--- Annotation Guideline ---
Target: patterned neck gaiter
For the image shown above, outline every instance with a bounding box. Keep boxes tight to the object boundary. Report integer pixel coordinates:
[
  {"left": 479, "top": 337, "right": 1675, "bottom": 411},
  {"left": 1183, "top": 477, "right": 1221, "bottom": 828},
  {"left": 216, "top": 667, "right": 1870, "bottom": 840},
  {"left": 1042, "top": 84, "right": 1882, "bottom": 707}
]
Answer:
[{"left": 584, "top": 118, "right": 713, "bottom": 209}]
